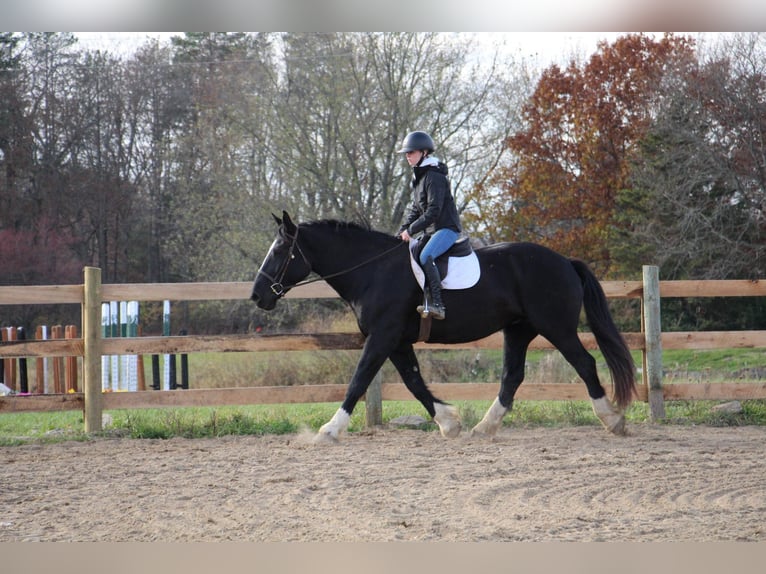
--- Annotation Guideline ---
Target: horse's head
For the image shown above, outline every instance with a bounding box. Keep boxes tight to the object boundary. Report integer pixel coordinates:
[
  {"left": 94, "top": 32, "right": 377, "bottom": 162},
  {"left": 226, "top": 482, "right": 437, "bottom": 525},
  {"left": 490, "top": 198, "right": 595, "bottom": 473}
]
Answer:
[{"left": 251, "top": 211, "right": 312, "bottom": 310}]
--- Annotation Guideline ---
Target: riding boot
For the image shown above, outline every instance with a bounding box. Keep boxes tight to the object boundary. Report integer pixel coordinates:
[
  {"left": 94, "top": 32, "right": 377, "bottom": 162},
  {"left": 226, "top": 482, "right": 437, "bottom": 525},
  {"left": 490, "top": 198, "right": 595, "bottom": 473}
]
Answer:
[{"left": 417, "top": 256, "right": 446, "bottom": 320}]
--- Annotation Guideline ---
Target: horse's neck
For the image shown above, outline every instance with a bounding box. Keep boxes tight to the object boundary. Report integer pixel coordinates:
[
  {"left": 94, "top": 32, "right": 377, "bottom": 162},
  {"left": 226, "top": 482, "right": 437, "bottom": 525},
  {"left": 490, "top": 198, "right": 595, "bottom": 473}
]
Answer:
[
  {"left": 302, "top": 227, "right": 396, "bottom": 294},
  {"left": 307, "top": 238, "right": 383, "bottom": 275}
]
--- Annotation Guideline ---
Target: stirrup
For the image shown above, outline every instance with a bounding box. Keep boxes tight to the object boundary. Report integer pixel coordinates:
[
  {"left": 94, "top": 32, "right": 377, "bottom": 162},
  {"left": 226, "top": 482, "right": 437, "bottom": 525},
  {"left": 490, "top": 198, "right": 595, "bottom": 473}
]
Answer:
[
  {"left": 417, "top": 301, "right": 445, "bottom": 320},
  {"left": 417, "top": 290, "right": 432, "bottom": 318}
]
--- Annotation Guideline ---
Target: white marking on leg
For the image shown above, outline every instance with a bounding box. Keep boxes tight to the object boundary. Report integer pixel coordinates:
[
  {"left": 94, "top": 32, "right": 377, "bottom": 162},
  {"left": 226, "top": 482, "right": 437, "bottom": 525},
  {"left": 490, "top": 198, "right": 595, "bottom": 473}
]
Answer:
[
  {"left": 433, "top": 403, "right": 462, "bottom": 438},
  {"left": 314, "top": 408, "right": 350, "bottom": 444},
  {"left": 591, "top": 396, "right": 626, "bottom": 435},
  {"left": 471, "top": 397, "right": 508, "bottom": 436}
]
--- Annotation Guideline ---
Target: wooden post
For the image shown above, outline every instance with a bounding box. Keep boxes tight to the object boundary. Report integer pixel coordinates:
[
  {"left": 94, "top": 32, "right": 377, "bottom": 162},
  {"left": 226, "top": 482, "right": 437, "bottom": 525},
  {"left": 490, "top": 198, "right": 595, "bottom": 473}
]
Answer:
[
  {"left": 137, "top": 325, "right": 146, "bottom": 391},
  {"left": 51, "top": 325, "right": 64, "bottom": 393},
  {"left": 151, "top": 355, "right": 160, "bottom": 390},
  {"left": 83, "top": 267, "right": 103, "bottom": 433},
  {"left": 642, "top": 265, "right": 665, "bottom": 420},
  {"left": 35, "top": 326, "right": 48, "bottom": 393},
  {"left": 17, "top": 327, "right": 28, "bottom": 393},
  {"left": 2, "top": 327, "right": 17, "bottom": 391},
  {"left": 65, "top": 325, "right": 78, "bottom": 392},
  {"left": 365, "top": 371, "right": 383, "bottom": 428},
  {"left": 127, "top": 301, "right": 139, "bottom": 391}
]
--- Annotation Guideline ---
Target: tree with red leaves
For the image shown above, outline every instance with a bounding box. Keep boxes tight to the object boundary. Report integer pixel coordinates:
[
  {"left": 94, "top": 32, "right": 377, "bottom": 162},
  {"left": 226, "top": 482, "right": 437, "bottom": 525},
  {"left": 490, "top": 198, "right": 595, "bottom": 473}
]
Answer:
[
  {"left": 467, "top": 33, "right": 696, "bottom": 275},
  {"left": 0, "top": 219, "right": 82, "bottom": 286}
]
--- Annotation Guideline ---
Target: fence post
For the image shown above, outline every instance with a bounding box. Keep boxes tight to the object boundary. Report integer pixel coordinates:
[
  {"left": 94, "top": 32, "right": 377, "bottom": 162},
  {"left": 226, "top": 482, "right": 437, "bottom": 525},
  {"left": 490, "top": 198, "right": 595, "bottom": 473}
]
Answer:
[
  {"left": 365, "top": 371, "right": 383, "bottom": 428},
  {"left": 35, "top": 326, "right": 49, "bottom": 393},
  {"left": 2, "top": 327, "right": 17, "bottom": 390},
  {"left": 163, "top": 300, "right": 171, "bottom": 390},
  {"left": 83, "top": 267, "right": 103, "bottom": 433},
  {"left": 642, "top": 265, "right": 665, "bottom": 420},
  {"left": 51, "top": 325, "right": 64, "bottom": 393},
  {"left": 65, "top": 325, "right": 78, "bottom": 392},
  {"left": 110, "top": 302, "right": 119, "bottom": 390},
  {"left": 17, "top": 327, "right": 28, "bottom": 393},
  {"left": 127, "top": 301, "right": 139, "bottom": 391}
]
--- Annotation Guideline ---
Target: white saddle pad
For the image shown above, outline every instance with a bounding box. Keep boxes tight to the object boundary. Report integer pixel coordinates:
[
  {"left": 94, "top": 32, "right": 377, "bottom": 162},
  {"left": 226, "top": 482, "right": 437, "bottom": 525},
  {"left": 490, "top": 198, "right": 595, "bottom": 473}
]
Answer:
[{"left": 409, "top": 249, "right": 481, "bottom": 291}]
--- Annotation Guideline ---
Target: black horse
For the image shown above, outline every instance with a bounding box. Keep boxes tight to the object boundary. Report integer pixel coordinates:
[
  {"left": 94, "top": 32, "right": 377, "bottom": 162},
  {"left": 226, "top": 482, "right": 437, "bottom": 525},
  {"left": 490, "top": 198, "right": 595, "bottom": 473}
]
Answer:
[{"left": 251, "top": 211, "right": 636, "bottom": 443}]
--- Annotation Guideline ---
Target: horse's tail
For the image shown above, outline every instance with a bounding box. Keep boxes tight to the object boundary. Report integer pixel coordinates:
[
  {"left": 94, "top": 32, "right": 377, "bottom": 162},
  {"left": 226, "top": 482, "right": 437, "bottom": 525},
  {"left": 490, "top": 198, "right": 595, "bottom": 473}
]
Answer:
[{"left": 571, "top": 259, "right": 637, "bottom": 409}]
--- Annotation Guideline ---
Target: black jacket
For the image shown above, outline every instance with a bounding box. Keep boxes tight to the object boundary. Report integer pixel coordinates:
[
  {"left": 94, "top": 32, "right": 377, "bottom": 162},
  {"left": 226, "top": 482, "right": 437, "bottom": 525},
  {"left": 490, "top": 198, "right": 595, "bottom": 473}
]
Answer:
[{"left": 399, "top": 160, "right": 462, "bottom": 236}]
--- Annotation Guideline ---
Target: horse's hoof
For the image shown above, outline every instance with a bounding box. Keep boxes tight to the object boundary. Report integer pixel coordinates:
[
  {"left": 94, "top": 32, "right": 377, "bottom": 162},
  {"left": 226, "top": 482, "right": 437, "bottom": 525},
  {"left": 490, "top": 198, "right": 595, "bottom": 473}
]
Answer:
[
  {"left": 433, "top": 404, "right": 462, "bottom": 438},
  {"left": 606, "top": 417, "right": 627, "bottom": 436},
  {"left": 438, "top": 418, "right": 462, "bottom": 438},
  {"left": 440, "top": 423, "right": 462, "bottom": 439},
  {"left": 469, "top": 424, "right": 496, "bottom": 437},
  {"left": 313, "top": 431, "right": 339, "bottom": 445},
  {"left": 591, "top": 397, "right": 627, "bottom": 436}
]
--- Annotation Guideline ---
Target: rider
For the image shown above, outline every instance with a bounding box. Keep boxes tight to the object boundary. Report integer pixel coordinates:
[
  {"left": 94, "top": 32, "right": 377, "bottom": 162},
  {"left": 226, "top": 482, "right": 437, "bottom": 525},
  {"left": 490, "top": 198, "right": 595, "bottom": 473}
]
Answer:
[{"left": 396, "top": 130, "right": 462, "bottom": 320}]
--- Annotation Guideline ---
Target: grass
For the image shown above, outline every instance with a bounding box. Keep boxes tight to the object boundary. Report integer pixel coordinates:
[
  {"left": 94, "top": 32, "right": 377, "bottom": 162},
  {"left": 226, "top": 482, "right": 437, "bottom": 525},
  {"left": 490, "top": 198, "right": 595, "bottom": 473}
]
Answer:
[
  {"left": 2, "top": 397, "right": 766, "bottom": 446},
  {"left": 181, "top": 347, "right": 766, "bottom": 388},
  {"left": 660, "top": 348, "right": 766, "bottom": 382},
  {"left": 2, "top": 347, "right": 766, "bottom": 445}
]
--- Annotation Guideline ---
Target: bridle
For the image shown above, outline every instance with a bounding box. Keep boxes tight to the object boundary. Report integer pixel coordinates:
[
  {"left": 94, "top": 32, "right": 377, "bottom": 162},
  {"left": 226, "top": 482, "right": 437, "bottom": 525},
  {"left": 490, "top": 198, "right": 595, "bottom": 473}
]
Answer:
[
  {"left": 256, "top": 224, "right": 407, "bottom": 298},
  {"left": 256, "top": 226, "right": 311, "bottom": 297}
]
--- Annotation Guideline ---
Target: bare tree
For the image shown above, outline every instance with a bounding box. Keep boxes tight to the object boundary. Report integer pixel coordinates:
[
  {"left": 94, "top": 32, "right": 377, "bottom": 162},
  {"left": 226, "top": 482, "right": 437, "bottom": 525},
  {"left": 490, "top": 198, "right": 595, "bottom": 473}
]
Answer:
[
  {"left": 0, "top": 33, "right": 32, "bottom": 231},
  {"left": 265, "top": 33, "right": 526, "bottom": 232},
  {"left": 158, "top": 33, "right": 278, "bottom": 282}
]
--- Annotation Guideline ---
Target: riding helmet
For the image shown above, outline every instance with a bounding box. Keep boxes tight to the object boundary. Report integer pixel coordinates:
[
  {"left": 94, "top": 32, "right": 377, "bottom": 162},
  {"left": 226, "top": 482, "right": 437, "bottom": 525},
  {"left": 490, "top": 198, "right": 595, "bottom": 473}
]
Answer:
[{"left": 397, "top": 131, "right": 435, "bottom": 153}]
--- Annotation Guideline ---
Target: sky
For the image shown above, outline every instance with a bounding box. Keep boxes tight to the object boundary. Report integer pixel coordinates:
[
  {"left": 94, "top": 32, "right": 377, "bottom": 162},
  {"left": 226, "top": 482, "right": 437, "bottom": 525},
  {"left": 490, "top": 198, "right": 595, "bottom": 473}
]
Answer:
[
  {"left": 72, "top": 32, "right": 735, "bottom": 73},
  {"left": 73, "top": 31, "right": 631, "bottom": 65},
  {"left": 5, "top": 1, "right": 757, "bottom": 74},
  {"left": 6, "top": 1, "right": 764, "bottom": 33}
]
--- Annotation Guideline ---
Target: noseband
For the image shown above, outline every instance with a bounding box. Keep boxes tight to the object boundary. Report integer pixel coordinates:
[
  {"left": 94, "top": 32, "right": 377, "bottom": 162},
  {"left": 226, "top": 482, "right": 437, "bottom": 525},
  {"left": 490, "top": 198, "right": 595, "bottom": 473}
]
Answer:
[{"left": 256, "top": 226, "right": 310, "bottom": 297}]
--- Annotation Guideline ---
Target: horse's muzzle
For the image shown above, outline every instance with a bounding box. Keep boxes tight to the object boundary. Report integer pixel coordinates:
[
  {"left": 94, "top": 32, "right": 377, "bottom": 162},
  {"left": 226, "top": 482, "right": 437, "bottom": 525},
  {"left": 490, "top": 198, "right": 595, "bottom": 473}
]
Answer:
[{"left": 251, "top": 290, "right": 276, "bottom": 310}]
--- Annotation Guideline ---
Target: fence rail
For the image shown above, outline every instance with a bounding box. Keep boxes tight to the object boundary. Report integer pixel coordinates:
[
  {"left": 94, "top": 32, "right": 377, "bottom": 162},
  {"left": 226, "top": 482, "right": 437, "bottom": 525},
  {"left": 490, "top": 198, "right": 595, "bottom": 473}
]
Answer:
[
  {"left": 5, "top": 329, "right": 766, "bottom": 358},
  {"left": 1, "top": 267, "right": 765, "bottom": 430}
]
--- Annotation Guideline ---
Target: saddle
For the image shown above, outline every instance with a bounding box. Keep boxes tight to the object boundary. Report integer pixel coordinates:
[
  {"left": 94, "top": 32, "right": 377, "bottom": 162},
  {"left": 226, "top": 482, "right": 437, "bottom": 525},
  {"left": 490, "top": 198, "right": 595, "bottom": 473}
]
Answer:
[{"left": 408, "top": 234, "right": 480, "bottom": 291}]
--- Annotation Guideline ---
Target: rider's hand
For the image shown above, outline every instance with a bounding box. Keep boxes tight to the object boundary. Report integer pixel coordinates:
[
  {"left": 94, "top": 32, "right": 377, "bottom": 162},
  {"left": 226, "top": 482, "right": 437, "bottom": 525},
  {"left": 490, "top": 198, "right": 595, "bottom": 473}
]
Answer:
[{"left": 399, "top": 229, "right": 411, "bottom": 242}]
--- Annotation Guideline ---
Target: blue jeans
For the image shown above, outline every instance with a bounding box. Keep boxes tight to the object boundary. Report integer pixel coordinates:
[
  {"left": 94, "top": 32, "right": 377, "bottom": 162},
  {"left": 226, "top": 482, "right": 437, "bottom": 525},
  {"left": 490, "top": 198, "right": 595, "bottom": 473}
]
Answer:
[{"left": 419, "top": 228, "right": 460, "bottom": 265}]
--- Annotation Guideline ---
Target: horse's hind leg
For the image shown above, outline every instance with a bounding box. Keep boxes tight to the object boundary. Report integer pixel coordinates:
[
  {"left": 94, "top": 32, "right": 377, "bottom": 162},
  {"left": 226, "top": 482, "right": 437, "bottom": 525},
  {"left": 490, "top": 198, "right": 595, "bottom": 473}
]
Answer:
[
  {"left": 388, "top": 343, "right": 461, "bottom": 438},
  {"left": 472, "top": 324, "right": 537, "bottom": 437},
  {"left": 547, "top": 334, "right": 626, "bottom": 435}
]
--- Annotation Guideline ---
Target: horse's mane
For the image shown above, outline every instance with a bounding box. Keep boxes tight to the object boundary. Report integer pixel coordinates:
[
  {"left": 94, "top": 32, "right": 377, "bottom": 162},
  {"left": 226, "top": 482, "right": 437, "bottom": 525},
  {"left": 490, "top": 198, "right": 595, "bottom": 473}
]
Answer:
[{"left": 302, "top": 219, "right": 399, "bottom": 246}]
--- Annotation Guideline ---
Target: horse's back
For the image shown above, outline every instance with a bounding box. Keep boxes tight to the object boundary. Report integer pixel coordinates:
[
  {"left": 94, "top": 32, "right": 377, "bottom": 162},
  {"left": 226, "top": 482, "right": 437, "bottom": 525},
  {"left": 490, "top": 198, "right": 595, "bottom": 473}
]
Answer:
[
  {"left": 476, "top": 241, "right": 582, "bottom": 288},
  {"left": 423, "top": 241, "right": 584, "bottom": 343},
  {"left": 481, "top": 241, "right": 586, "bottom": 330}
]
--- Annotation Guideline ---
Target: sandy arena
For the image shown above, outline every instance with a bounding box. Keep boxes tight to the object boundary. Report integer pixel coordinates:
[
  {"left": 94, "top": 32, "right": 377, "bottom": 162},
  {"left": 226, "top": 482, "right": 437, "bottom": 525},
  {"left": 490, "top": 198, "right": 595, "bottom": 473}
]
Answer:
[{"left": 1, "top": 423, "right": 765, "bottom": 542}]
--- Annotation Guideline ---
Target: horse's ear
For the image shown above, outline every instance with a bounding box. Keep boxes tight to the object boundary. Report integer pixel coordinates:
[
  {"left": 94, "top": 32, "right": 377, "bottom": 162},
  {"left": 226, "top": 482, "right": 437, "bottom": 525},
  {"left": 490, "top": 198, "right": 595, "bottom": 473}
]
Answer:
[
  {"left": 271, "top": 213, "right": 282, "bottom": 226},
  {"left": 282, "top": 211, "right": 296, "bottom": 233}
]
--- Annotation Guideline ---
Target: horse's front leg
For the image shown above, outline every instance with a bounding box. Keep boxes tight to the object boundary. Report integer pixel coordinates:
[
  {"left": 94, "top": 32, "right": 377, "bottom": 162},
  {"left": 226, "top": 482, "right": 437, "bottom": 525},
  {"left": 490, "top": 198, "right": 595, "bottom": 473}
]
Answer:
[
  {"left": 314, "top": 336, "right": 391, "bottom": 444},
  {"left": 472, "top": 325, "right": 536, "bottom": 437},
  {"left": 388, "top": 343, "right": 461, "bottom": 438}
]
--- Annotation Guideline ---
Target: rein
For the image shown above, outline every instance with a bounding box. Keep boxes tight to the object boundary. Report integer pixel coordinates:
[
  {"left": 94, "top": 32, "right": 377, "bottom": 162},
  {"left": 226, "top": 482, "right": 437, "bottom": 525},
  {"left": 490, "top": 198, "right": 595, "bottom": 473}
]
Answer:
[{"left": 258, "top": 225, "right": 407, "bottom": 297}]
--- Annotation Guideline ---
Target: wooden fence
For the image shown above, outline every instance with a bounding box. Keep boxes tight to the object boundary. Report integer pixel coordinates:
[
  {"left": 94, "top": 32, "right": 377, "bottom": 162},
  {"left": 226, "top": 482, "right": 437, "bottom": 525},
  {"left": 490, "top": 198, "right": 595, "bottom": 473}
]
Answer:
[
  {"left": 1, "top": 266, "right": 765, "bottom": 431},
  {"left": 2, "top": 325, "right": 80, "bottom": 394}
]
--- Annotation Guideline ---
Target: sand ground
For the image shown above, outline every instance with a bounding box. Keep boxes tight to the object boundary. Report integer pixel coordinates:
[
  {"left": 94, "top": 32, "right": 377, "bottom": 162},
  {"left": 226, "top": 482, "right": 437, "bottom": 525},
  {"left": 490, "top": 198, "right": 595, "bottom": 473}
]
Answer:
[{"left": 2, "top": 424, "right": 765, "bottom": 542}]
